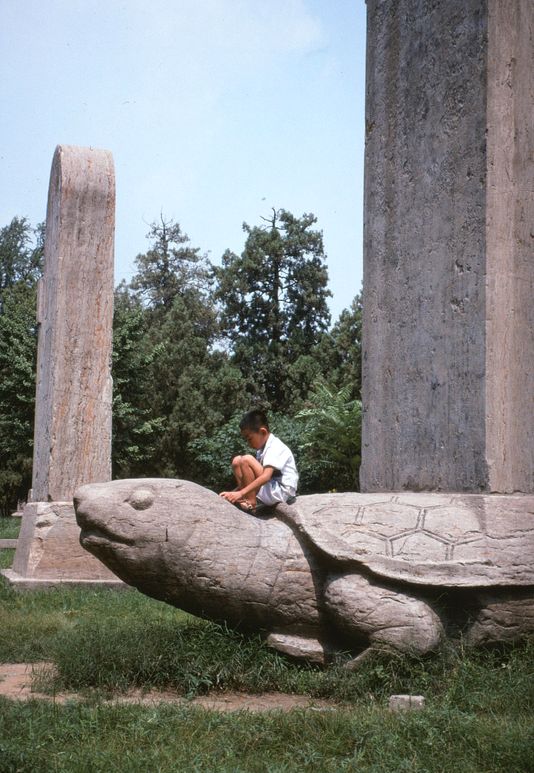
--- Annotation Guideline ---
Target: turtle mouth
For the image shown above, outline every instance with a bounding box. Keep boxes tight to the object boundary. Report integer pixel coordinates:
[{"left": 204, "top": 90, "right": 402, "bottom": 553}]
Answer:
[
  {"left": 79, "top": 524, "right": 136, "bottom": 548},
  {"left": 75, "top": 500, "right": 136, "bottom": 548}
]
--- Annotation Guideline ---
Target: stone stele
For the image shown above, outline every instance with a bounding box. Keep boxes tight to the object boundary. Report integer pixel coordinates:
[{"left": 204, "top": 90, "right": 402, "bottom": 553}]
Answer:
[
  {"left": 3, "top": 145, "right": 121, "bottom": 589},
  {"left": 361, "top": 0, "right": 534, "bottom": 493},
  {"left": 74, "top": 479, "right": 534, "bottom": 663}
]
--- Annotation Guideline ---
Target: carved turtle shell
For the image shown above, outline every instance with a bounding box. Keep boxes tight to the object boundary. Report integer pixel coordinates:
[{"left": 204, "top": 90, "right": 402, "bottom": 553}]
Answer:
[{"left": 280, "top": 492, "right": 534, "bottom": 588}]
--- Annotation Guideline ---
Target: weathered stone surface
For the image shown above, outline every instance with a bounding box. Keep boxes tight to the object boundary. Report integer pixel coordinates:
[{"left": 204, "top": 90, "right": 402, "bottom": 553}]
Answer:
[
  {"left": 75, "top": 479, "right": 321, "bottom": 638},
  {"left": 266, "top": 634, "right": 328, "bottom": 664},
  {"left": 324, "top": 573, "right": 443, "bottom": 655},
  {"left": 389, "top": 695, "right": 425, "bottom": 712},
  {"left": 0, "top": 539, "right": 18, "bottom": 548},
  {"left": 3, "top": 144, "right": 119, "bottom": 590},
  {"left": 74, "top": 480, "right": 534, "bottom": 661},
  {"left": 466, "top": 591, "right": 534, "bottom": 646},
  {"left": 361, "top": 0, "right": 534, "bottom": 493},
  {"left": 2, "top": 502, "right": 122, "bottom": 589},
  {"left": 32, "top": 144, "right": 114, "bottom": 502},
  {"left": 287, "top": 492, "right": 534, "bottom": 587}
]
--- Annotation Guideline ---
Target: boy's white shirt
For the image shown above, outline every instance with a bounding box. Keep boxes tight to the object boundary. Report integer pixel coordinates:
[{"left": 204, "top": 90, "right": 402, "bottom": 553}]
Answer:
[{"left": 255, "top": 433, "right": 299, "bottom": 495}]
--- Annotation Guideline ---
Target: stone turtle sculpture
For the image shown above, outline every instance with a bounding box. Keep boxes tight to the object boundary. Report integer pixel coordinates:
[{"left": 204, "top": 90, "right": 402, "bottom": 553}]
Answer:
[{"left": 74, "top": 479, "right": 534, "bottom": 664}]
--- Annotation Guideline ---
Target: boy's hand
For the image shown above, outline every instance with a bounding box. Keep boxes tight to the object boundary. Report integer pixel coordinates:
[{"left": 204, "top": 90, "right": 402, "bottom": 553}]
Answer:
[{"left": 219, "top": 490, "right": 243, "bottom": 504}]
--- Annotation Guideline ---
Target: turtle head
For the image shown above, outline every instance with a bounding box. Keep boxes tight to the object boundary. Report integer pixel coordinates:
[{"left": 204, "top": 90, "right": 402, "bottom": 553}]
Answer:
[
  {"left": 74, "top": 478, "right": 179, "bottom": 548},
  {"left": 73, "top": 477, "right": 220, "bottom": 588}
]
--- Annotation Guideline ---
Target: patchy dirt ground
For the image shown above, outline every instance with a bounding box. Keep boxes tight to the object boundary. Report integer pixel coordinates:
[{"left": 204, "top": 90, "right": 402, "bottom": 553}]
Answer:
[{"left": 0, "top": 663, "right": 338, "bottom": 713}]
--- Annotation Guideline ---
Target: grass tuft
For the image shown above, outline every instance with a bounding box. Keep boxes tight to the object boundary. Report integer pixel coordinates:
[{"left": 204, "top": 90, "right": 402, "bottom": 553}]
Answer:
[
  {"left": 0, "top": 548, "right": 15, "bottom": 570},
  {"left": 50, "top": 615, "right": 294, "bottom": 696}
]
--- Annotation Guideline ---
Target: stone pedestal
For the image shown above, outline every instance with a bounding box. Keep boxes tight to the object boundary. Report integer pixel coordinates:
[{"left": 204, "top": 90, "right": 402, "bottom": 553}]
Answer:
[
  {"left": 2, "top": 145, "right": 122, "bottom": 589},
  {"left": 361, "top": 0, "right": 534, "bottom": 493},
  {"left": 3, "top": 503, "right": 122, "bottom": 589}
]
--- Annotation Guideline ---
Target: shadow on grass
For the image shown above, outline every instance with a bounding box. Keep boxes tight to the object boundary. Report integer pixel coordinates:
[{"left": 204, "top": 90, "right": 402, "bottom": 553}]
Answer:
[{"left": 1, "top": 575, "right": 533, "bottom": 716}]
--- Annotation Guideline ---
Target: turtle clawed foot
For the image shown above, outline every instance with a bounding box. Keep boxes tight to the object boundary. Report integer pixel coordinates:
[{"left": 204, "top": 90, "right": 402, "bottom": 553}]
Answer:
[
  {"left": 267, "top": 633, "right": 328, "bottom": 664},
  {"left": 343, "top": 647, "right": 375, "bottom": 671}
]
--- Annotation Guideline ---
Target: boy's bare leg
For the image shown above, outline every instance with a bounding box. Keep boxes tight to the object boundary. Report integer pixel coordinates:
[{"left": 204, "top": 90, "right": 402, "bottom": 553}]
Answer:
[{"left": 232, "top": 454, "right": 263, "bottom": 507}]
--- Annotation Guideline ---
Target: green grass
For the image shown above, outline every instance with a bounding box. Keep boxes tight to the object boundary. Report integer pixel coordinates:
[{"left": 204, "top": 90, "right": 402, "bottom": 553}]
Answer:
[
  {"left": 0, "top": 580, "right": 192, "bottom": 664},
  {"left": 0, "top": 549, "right": 14, "bottom": 570},
  {"left": 0, "top": 517, "right": 20, "bottom": 570},
  {"left": 43, "top": 615, "right": 534, "bottom": 715},
  {"left": 1, "top": 699, "right": 533, "bottom": 772},
  {"left": 0, "top": 516, "right": 21, "bottom": 540},
  {"left": 1, "top": 575, "right": 533, "bottom": 771}
]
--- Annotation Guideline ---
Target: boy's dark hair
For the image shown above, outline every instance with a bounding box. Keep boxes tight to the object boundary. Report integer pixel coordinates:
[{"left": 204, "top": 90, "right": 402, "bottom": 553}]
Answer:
[{"left": 240, "top": 409, "right": 269, "bottom": 432}]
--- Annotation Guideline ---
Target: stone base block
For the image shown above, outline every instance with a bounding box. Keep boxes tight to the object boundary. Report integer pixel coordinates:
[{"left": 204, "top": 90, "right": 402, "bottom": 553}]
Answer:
[
  {"left": 1, "top": 501, "right": 124, "bottom": 590},
  {"left": 0, "top": 568, "right": 126, "bottom": 591},
  {"left": 0, "top": 539, "right": 18, "bottom": 548},
  {"left": 389, "top": 695, "right": 426, "bottom": 711}
]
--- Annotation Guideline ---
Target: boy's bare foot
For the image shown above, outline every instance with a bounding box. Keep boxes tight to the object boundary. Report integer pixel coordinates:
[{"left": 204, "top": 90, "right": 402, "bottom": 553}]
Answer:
[{"left": 236, "top": 501, "right": 256, "bottom": 514}]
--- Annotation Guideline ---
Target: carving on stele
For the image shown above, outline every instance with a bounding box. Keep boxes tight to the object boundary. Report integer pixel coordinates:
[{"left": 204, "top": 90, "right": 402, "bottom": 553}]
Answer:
[{"left": 75, "top": 479, "right": 534, "bottom": 664}]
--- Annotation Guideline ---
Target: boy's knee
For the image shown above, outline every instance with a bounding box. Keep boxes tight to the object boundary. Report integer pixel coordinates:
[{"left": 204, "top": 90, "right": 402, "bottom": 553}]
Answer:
[{"left": 231, "top": 455, "right": 243, "bottom": 469}]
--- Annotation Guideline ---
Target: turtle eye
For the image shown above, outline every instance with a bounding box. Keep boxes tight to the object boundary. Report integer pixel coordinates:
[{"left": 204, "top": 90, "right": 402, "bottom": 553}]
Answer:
[{"left": 128, "top": 488, "right": 154, "bottom": 511}]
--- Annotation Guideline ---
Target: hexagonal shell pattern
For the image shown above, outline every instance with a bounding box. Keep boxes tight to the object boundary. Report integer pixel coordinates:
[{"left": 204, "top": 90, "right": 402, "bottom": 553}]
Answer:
[{"left": 279, "top": 493, "right": 534, "bottom": 588}]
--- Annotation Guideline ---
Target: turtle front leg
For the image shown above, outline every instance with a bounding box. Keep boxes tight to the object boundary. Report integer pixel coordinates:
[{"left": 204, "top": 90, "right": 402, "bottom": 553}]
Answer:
[
  {"left": 324, "top": 573, "right": 444, "bottom": 663},
  {"left": 266, "top": 633, "right": 331, "bottom": 664}
]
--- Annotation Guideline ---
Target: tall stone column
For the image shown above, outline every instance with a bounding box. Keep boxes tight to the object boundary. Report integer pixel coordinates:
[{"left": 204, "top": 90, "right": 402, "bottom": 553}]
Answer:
[
  {"left": 32, "top": 144, "right": 114, "bottom": 500},
  {"left": 3, "top": 145, "right": 122, "bottom": 588},
  {"left": 361, "top": 0, "right": 534, "bottom": 493}
]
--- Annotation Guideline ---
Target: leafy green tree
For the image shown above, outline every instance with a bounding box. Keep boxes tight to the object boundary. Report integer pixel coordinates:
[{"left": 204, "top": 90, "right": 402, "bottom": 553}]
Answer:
[
  {"left": 329, "top": 293, "right": 362, "bottom": 399},
  {"left": 111, "top": 283, "right": 165, "bottom": 477},
  {"left": 0, "top": 218, "right": 43, "bottom": 514},
  {"left": 144, "top": 292, "right": 247, "bottom": 479},
  {"left": 214, "top": 209, "right": 331, "bottom": 410},
  {"left": 113, "top": 216, "right": 247, "bottom": 479},
  {"left": 313, "top": 292, "right": 363, "bottom": 401},
  {"left": 0, "top": 285, "right": 39, "bottom": 513},
  {"left": 130, "top": 216, "right": 211, "bottom": 312},
  {"left": 0, "top": 217, "right": 43, "bottom": 311},
  {"left": 283, "top": 354, "right": 325, "bottom": 411},
  {"left": 296, "top": 383, "right": 361, "bottom": 492},
  {"left": 188, "top": 413, "right": 248, "bottom": 491}
]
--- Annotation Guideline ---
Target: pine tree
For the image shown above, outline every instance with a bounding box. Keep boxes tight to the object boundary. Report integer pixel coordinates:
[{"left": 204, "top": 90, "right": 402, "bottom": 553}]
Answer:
[
  {"left": 214, "top": 209, "right": 331, "bottom": 410},
  {"left": 114, "top": 217, "right": 246, "bottom": 479},
  {"left": 130, "top": 216, "right": 211, "bottom": 312}
]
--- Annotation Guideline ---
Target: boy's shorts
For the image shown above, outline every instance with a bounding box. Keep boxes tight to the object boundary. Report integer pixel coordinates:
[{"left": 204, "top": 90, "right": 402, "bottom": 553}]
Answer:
[{"left": 257, "top": 480, "right": 293, "bottom": 506}]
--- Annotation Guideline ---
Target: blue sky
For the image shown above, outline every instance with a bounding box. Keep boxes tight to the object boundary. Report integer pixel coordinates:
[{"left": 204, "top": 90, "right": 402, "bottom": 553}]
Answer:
[{"left": 1, "top": 0, "right": 366, "bottom": 320}]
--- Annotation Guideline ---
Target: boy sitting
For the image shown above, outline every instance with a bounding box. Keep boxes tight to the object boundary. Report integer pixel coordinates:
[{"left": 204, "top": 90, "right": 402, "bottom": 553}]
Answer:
[{"left": 219, "top": 409, "right": 298, "bottom": 512}]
